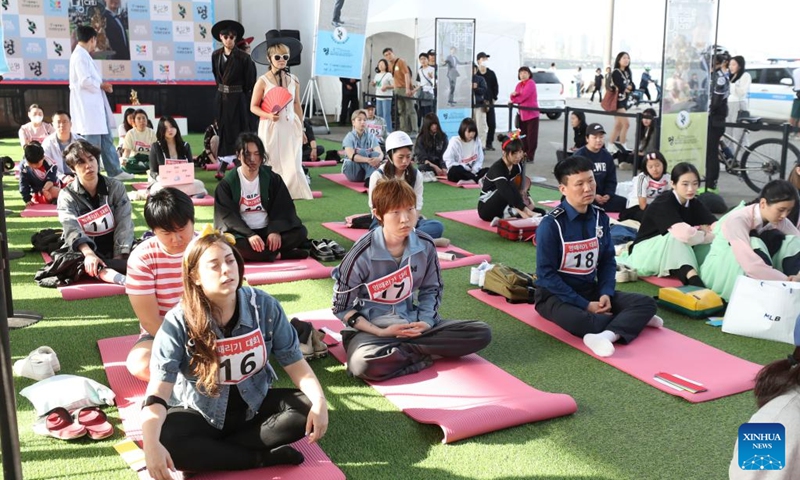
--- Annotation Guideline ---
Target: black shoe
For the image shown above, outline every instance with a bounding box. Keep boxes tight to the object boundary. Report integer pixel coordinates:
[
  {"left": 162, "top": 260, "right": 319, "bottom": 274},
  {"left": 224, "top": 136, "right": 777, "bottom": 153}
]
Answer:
[
  {"left": 485, "top": 146, "right": 495, "bottom": 151},
  {"left": 324, "top": 238, "right": 346, "bottom": 259},
  {"left": 311, "top": 240, "right": 336, "bottom": 262}
]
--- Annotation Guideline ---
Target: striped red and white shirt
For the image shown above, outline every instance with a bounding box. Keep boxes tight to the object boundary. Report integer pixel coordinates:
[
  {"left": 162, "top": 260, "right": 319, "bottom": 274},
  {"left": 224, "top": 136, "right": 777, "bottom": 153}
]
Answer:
[{"left": 126, "top": 236, "right": 185, "bottom": 319}]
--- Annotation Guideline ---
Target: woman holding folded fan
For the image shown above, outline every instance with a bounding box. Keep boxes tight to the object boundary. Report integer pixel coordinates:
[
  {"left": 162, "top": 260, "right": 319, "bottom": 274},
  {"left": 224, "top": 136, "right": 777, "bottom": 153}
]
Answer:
[
  {"left": 250, "top": 30, "right": 312, "bottom": 200},
  {"left": 332, "top": 178, "right": 491, "bottom": 381},
  {"left": 700, "top": 179, "right": 800, "bottom": 300},
  {"left": 148, "top": 116, "right": 207, "bottom": 198},
  {"left": 477, "top": 131, "right": 542, "bottom": 222},
  {"left": 141, "top": 230, "right": 328, "bottom": 478},
  {"left": 623, "top": 162, "right": 715, "bottom": 287}
]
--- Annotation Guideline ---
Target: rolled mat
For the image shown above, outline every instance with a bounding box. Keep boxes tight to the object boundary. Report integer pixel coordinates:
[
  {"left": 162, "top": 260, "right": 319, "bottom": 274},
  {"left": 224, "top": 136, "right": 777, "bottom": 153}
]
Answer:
[
  {"left": 243, "top": 258, "right": 333, "bottom": 286},
  {"left": 132, "top": 182, "right": 149, "bottom": 191},
  {"left": 202, "top": 162, "right": 235, "bottom": 171},
  {"left": 292, "top": 309, "right": 577, "bottom": 443},
  {"left": 539, "top": 200, "right": 619, "bottom": 220},
  {"left": 468, "top": 289, "right": 760, "bottom": 403},
  {"left": 97, "top": 335, "right": 345, "bottom": 480},
  {"left": 641, "top": 276, "right": 683, "bottom": 288},
  {"left": 303, "top": 160, "right": 338, "bottom": 167},
  {"left": 435, "top": 176, "right": 481, "bottom": 189},
  {"left": 312, "top": 191, "right": 323, "bottom": 199},
  {"left": 319, "top": 173, "right": 368, "bottom": 193},
  {"left": 191, "top": 196, "right": 215, "bottom": 207},
  {"left": 435, "top": 210, "right": 495, "bottom": 233},
  {"left": 321, "top": 222, "right": 491, "bottom": 269},
  {"left": 58, "top": 280, "right": 126, "bottom": 301},
  {"left": 20, "top": 203, "right": 58, "bottom": 218}
]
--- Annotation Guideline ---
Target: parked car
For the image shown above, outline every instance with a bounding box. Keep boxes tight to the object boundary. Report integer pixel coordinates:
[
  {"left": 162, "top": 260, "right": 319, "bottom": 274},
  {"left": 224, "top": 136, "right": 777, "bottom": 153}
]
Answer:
[
  {"left": 532, "top": 70, "right": 565, "bottom": 120},
  {"left": 746, "top": 60, "right": 799, "bottom": 123}
]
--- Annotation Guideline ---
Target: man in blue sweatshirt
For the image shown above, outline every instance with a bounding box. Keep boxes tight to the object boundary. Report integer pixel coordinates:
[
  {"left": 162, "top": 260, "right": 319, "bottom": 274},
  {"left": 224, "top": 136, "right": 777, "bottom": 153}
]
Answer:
[{"left": 573, "top": 123, "right": 626, "bottom": 212}]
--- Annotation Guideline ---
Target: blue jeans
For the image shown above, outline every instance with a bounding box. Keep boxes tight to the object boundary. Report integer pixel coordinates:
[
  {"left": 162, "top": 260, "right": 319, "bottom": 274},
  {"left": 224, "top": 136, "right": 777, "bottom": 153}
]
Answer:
[
  {"left": 82, "top": 132, "right": 123, "bottom": 177},
  {"left": 376, "top": 98, "right": 392, "bottom": 133},
  {"left": 342, "top": 159, "right": 378, "bottom": 182}
]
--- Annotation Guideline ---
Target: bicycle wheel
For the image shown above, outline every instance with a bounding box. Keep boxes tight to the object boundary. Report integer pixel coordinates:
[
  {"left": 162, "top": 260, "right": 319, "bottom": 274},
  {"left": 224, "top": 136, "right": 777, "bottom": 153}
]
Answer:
[{"left": 740, "top": 138, "right": 800, "bottom": 193}]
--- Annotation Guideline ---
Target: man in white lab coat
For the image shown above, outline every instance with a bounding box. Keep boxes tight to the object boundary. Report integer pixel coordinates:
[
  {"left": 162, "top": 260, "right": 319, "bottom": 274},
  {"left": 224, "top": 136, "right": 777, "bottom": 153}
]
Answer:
[{"left": 69, "top": 25, "right": 133, "bottom": 181}]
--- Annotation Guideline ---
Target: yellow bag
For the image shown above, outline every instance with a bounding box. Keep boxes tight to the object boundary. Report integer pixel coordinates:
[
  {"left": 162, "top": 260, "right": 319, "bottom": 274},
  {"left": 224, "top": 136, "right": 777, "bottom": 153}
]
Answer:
[{"left": 656, "top": 286, "right": 724, "bottom": 318}]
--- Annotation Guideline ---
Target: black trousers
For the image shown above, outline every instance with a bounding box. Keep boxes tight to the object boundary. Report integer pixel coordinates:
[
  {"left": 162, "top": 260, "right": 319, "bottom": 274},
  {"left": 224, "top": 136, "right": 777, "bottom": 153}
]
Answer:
[
  {"left": 447, "top": 165, "right": 489, "bottom": 183},
  {"left": 342, "top": 319, "right": 492, "bottom": 381},
  {"left": 591, "top": 86, "right": 602, "bottom": 101},
  {"left": 485, "top": 107, "right": 496, "bottom": 148},
  {"left": 519, "top": 117, "right": 539, "bottom": 163},
  {"left": 705, "top": 120, "right": 725, "bottom": 189},
  {"left": 160, "top": 389, "right": 310, "bottom": 472},
  {"left": 339, "top": 95, "right": 359, "bottom": 125},
  {"left": 234, "top": 225, "right": 308, "bottom": 262},
  {"left": 534, "top": 287, "right": 656, "bottom": 344}
]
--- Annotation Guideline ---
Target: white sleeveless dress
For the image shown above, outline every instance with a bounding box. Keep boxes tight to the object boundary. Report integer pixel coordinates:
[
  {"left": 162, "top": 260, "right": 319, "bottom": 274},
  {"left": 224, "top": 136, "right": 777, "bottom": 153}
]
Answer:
[{"left": 257, "top": 72, "right": 313, "bottom": 200}]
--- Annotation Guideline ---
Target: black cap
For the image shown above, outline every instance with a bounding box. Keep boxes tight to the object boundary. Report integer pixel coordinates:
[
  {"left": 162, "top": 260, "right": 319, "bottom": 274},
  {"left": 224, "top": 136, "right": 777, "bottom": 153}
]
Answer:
[
  {"left": 477, "top": 52, "right": 490, "bottom": 60},
  {"left": 364, "top": 101, "right": 375, "bottom": 109},
  {"left": 586, "top": 123, "right": 606, "bottom": 136},
  {"left": 427, "top": 49, "right": 436, "bottom": 56}
]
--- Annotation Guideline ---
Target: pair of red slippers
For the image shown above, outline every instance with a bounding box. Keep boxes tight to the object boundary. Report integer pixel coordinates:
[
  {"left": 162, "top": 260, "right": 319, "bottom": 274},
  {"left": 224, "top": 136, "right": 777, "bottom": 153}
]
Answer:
[{"left": 45, "top": 406, "right": 114, "bottom": 440}]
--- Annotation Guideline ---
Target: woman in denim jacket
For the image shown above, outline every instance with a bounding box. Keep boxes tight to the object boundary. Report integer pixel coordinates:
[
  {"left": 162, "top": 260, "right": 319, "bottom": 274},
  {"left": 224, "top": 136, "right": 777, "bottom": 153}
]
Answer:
[{"left": 141, "top": 229, "right": 328, "bottom": 479}]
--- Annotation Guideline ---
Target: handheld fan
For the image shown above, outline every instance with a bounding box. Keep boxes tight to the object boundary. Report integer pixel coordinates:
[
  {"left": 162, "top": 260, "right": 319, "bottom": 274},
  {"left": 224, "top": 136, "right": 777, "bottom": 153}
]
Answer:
[{"left": 260, "top": 87, "right": 293, "bottom": 114}]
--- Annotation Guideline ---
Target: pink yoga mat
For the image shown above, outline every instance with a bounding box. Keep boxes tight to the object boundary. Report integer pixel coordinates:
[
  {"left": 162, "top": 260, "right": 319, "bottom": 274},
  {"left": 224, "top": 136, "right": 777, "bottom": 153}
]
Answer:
[
  {"left": 321, "top": 222, "right": 491, "bottom": 269},
  {"left": 435, "top": 177, "right": 481, "bottom": 189},
  {"left": 319, "top": 173, "right": 367, "bottom": 193},
  {"left": 192, "top": 196, "right": 215, "bottom": 207},
  {"left": 641, "top": 276, "right": 683, "bottom": 288},
  {"left": 20, "top": 203, "right": 58, "bottom": 218},
  {"left": 468, "top": 289, "right": 760, "bottom": 402},
  {"left": 293, "top": 310, "right": 577, "bottom": 443},
  {"left": 312, "top": 191, "right": 323, "bottom": 199},
  {"left": 303, "top": 160, "right": 338, "bottom": 167},
  {"left": 97, "top": 335, "right": 344, "bottom": 480},
  {"left": 132, "top": 182, "right": 149, "bottom": 191},
  {"left": 539, "top": 200, "right": 619, "bottom": 220},
  {"left": 243, "top": 258, "right": 333, "bottom": 286},
  {"left": 58, "top": 280, "right": 126, "bottom": 300},
  {"left": 435, "top": 210, "right": 495, "bottom": 233},
  {"left": 203, "top": 162, "right": 235, "bottom": 171}
]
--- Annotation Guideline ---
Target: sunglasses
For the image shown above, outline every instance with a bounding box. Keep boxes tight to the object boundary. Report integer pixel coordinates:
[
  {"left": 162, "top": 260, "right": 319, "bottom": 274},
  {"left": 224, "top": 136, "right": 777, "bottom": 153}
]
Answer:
[{"left": 272, "top": 54, "right": 290, "bottom": 61}]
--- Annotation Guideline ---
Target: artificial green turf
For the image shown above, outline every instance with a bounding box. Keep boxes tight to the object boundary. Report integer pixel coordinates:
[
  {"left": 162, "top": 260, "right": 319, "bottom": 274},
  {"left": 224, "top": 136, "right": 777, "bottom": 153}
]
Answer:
[{"left": 0, "top": 135, "right": 787, "bottom": 479}]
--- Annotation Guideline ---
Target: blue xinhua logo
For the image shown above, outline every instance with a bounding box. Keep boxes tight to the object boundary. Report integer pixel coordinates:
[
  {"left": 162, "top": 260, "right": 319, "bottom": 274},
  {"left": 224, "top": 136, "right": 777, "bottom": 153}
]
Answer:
[{"left": 738, "top": 423, "right": 785, "bottom": 470}]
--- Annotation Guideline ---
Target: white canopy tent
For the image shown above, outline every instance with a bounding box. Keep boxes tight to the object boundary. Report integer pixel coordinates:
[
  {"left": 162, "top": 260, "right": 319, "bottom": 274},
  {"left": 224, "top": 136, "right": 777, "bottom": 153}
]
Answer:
[{"left": 314, "top": 0, "right": 525, "bottom": 132}]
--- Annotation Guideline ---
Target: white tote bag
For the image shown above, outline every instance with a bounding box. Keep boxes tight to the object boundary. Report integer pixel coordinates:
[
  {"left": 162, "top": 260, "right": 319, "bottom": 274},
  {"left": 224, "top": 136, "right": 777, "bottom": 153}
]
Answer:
[{"left": 722, "top": 276, "right": 800, "bottom": 345}]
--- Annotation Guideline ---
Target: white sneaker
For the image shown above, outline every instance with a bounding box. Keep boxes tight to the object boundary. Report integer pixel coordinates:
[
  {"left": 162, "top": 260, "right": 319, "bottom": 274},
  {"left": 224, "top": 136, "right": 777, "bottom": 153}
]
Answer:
[
  {"left": 606, "top": 143, "right": 617, "bottom": 154},
  {"left": 13, "top": 346, "right": 59, "bottom": 381},
  {"left": 113, "top": 171, "right": 135, "bottom": 181},
  {"left": 422, "top": 171, "right": 438, "bottom": 183}
]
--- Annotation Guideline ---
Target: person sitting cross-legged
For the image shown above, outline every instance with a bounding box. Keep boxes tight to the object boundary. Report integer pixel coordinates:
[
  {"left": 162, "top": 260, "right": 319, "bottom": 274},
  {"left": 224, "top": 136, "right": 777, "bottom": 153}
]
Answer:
[
  {"left": 125, "top": 187, "right": 196, "bottom": 382},
  {"left": 534, "top": 155, "right": 660, "bottom": 358},
  {"left": 19, "top": 141, "right": 61, "bottom": 205},
  {"left": 341, "top": 109, "right": 383, "bottom": 184},
  {"left": 214, "top": 133, "right": 309, "bottom": 262},
  {"left": 332, "top": 177, "right": 492, "bottom": 381}
]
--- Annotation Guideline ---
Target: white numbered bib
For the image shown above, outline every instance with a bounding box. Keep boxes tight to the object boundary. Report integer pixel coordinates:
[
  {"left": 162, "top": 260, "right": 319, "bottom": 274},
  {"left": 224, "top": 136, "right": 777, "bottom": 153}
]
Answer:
[
  {"left": 461, "top": 154, "right": 477, "bottom": 165},
  {"left": 134, "top": 140, "right": 150, "bottom": 152},
  {"left": 77, "top": 203, "right": 116, "bottom": 237},
  {"left": 646, "top": 178, "right": 668, "bottom": 199},
  {"left": 216, "top": 328, "right": 267, "bottom": 385},
  {"left": 365, "top": 122, "right": 384, "bottom": 139},
  {"left": 365, "top": 264, "right": 413, "bottom": 305},
  {"left": 559, "top": 237, "right": 600, "bottom": 275},
  {"left": 165, "top": 158, "right": 188, "bottom": 165}
]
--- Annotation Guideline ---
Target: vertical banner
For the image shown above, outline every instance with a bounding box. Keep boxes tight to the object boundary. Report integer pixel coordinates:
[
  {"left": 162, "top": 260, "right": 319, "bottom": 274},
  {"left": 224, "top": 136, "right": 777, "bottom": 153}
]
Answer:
[
  {"left": 313, "top": 0, "right": 369, "bottom": 78},
  {"left": 0, "top": 11, "right": 9, "bottom": 76},
  {"left": 435, "top": 18, "right": 475, "bottom": 140},
  {"left": 0, "top": 0, "right": 213, "bottom": 82},
  {"left": 659, "top": 0, "right": 719, "bottom": 173}
]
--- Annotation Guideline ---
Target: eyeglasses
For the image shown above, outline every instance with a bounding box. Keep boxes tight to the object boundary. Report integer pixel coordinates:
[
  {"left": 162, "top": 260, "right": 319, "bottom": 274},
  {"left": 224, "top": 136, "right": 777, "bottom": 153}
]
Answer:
[
  {"left": 221, "top": 34, "right": 236, "bottom": 40},
  {"left": 272, "top": 54, "right": 290, "bottom": 61}
]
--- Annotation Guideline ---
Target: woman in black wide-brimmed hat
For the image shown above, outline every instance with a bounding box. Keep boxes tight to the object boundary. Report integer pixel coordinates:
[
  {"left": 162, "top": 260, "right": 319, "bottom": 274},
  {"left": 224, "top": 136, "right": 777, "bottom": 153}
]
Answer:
[
  {"left": 211, "top": 20, "right": 257, "bottom": 180},
  {"left": 249, "top": 30, "right": 312, "bottom": 200}
]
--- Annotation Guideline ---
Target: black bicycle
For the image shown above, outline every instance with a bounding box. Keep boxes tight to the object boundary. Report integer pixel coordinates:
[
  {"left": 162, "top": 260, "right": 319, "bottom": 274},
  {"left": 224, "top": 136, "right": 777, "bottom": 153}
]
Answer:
[{"left": 719, "top": 117, "right": 800, "bottom": 193}]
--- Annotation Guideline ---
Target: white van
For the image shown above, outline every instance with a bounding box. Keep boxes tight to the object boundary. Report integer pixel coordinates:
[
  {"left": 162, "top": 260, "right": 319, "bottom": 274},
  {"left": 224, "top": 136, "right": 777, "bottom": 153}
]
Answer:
[
  {"left": 745, "top": 60, "right": 799, "bottom": 123},
  {"left": 532, "top": 70, "right": 566, "bottom": 120}
]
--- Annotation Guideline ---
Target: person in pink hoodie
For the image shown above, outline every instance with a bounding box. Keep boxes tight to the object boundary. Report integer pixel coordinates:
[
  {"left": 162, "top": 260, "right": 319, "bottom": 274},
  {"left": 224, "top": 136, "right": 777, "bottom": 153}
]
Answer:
[
  {"left": 509, "top": 66, "right": 539, "bottom": 163},
  {"left": 700, "top": 179, "right": 800, "bottom": 300}
]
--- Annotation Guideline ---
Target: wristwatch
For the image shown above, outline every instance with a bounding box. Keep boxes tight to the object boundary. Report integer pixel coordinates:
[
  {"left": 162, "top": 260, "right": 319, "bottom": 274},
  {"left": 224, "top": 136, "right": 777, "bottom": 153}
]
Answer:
[{"left": 346, "top": 312, "right": 366, "bottom": 328}]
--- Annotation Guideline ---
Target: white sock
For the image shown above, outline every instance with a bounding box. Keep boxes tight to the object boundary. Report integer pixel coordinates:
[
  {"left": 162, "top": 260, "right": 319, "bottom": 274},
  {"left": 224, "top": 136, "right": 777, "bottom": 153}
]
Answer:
[
  {"left": 647, "top": 315, "right": 664, "bottom": 328},
  {"left": 583, "top": 330, "right": 620, "bottom": 357}
]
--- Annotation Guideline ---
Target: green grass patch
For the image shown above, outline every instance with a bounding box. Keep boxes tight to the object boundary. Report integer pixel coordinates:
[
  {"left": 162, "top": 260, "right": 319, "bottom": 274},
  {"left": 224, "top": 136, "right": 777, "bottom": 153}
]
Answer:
[{"left": 0, "top": 135, "right": 783, "bottom": 479}]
